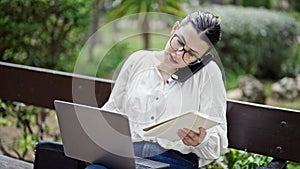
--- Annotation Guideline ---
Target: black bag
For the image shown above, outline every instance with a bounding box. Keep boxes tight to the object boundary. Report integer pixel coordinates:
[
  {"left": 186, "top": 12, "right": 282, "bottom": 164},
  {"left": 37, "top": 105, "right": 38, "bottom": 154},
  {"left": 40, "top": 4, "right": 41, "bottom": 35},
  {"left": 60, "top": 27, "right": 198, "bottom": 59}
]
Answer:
[{"left": 33, "top": 141, "right": 87, "bottom": 169}]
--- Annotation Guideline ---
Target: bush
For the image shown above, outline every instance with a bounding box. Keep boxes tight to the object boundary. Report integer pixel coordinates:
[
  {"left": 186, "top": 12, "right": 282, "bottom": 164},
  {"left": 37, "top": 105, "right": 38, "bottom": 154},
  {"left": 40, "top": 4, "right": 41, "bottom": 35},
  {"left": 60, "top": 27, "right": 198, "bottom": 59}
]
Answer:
[
  {"left": 202, "top": 148, "right": 273, "bottom": 169},
  {"left": 205, "top": 5, "right": 300, "bottom": 79},
  {"left": 0, "top": 99, "right": 55, "bottom": 161},
  {"left": 0, "top": 0, "right": 91, "bottom": 71},
  {"left": 282, "top": 44, "right": 300, "bottom": 77},
  {"left": 242, "top": 0, "right": 272, "bottom": 9},
  {"left": 223, "top": 149, "right": 272, "bottom": 169},
  {"left": 283, "top": 11, "right": 300, "bottom": 77},
  {"left": 97, "top": 43, "right": 129, "bottom": 79}
]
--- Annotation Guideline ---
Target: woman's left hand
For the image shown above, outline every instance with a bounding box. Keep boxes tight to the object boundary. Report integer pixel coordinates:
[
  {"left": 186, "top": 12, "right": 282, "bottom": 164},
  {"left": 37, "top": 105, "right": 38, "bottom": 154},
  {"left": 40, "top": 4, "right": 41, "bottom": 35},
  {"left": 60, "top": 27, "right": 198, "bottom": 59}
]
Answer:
[{"left": 177, "top": 127, "right": 207, "bottom": 147}]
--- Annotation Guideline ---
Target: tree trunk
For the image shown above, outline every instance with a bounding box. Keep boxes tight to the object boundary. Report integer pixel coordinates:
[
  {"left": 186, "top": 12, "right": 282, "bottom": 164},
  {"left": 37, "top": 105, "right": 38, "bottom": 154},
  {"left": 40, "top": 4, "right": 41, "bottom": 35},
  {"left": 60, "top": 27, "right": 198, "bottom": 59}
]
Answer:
[
  {"left": 232, "top": 0, "right": 240, "bottom": 5},
  {"left": 210, "top": 0, "right": 224, "bottom": 5},
  {"left": 88, "top": 0, "right": 102, "bottom": 63},
  {"left": 142, "top": 15, "right": 150, "bottom": 50}
]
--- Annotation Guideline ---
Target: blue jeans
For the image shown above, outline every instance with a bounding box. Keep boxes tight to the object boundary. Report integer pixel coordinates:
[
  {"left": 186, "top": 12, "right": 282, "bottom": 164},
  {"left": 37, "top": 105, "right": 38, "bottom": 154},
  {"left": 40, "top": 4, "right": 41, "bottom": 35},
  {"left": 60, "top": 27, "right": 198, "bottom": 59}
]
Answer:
[
  {"left": 85, "top": 164, "right": 108, "bottom": 169},
  {"left": 86, "top": 141, "right": 199, "bottom": 169}
]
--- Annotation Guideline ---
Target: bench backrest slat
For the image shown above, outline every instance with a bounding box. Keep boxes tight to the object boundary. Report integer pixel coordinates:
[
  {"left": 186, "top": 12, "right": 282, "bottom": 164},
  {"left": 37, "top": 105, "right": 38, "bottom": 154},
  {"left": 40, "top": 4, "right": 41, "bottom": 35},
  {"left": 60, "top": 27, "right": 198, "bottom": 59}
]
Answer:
[
  {"left": 227, "top": 100, "right": 300, "bottom": 162},
  {"left": 0, "top": 62, "right": 112, "bottom": 109},
  {"left": 1, "top": 61, "right": 300, "bottom": 163}
]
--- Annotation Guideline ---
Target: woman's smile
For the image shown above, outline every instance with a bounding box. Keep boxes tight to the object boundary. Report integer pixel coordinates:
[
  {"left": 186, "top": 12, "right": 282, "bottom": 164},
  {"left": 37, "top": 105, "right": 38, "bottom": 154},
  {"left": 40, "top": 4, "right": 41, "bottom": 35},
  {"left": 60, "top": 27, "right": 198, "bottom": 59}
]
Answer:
[{"left": 168, "top": 53, "right": 179, "bottom": 64}]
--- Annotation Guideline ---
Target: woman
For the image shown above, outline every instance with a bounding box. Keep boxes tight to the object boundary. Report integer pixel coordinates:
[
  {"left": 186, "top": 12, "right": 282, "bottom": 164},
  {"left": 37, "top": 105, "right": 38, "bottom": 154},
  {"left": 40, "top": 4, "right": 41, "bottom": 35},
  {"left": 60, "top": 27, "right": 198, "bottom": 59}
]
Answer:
[{"left": 87, "top": 11, "right": 228, "bottom": 169}]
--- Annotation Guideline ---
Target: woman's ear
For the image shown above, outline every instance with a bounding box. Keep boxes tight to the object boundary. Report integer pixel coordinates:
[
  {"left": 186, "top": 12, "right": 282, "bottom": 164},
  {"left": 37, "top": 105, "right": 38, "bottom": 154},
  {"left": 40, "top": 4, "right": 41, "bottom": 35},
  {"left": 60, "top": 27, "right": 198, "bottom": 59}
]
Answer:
[{"left": 171, "top": 21, "right": 180, "bottom": 35}]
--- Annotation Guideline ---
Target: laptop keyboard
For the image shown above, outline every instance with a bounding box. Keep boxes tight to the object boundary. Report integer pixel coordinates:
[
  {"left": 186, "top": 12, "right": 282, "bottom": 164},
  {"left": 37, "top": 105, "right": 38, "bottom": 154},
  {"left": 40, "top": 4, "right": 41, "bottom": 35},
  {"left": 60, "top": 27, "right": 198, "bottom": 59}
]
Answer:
[
  {"left": 134, "top": 157, "right": 169, "bottom": 169},
  {"left": 136, "top": 163, "right": 154, "bottom": 169}
]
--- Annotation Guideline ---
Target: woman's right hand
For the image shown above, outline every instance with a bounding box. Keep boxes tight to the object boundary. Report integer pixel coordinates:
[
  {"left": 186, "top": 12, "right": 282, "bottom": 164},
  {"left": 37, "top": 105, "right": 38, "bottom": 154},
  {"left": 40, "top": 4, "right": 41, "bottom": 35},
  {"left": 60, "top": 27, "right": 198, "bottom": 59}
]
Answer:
[{"left": 177, "top": 127, "right": 207, "bottom": 147}]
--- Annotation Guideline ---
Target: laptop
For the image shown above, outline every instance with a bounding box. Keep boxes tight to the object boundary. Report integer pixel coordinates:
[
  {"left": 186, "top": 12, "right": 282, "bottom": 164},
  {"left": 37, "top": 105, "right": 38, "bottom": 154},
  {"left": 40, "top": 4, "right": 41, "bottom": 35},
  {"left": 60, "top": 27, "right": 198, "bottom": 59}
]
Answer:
[{"left": 54, "top": 100, "right": 170, "bottom": 169}]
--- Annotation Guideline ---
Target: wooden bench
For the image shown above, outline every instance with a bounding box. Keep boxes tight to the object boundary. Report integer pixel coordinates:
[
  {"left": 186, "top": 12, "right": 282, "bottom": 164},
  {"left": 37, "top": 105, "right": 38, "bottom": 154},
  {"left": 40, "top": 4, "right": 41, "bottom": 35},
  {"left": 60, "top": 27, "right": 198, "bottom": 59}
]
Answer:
[
  {"left": 1, "top": 61, "right": 300, "bottom": 169},
  {"left": 0, "top": 155, "right": 33, "bottom": 169}
]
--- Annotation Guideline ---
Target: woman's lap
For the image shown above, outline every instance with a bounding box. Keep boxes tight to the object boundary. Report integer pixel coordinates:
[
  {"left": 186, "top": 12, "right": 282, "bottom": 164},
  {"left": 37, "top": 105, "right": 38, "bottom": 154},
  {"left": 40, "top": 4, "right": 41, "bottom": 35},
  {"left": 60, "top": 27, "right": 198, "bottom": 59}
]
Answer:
[
  {"left": 85, "top": 164, "right": 108, "bottom": 169},
  {"left": 134, "top": 141, "right": 198, "bottom": 169},
  {"left": 86, "top": 141, "right": 198, "bottom": 169}
]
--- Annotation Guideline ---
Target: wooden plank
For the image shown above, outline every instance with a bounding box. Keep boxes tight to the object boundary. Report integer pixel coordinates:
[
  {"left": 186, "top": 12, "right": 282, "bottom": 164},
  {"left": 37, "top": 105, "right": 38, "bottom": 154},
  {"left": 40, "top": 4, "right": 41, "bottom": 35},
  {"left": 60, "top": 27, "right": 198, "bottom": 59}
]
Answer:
[
  {"left": 0, "top": 155, "right": 33, "bottom": 169},
  {"left": 0, "top": 61, "right": 113, "bottom": 109},
  {"left": 227, "top": 100, "right": 300, "bottom": 162}
]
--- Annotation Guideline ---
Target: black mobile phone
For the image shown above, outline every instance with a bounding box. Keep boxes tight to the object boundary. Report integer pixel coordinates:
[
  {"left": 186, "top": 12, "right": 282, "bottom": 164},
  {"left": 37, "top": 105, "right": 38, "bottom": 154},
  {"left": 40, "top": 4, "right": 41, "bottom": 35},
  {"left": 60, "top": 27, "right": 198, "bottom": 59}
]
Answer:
[{"left": 171, "top": 54, "right": 213, "bottom": 82}]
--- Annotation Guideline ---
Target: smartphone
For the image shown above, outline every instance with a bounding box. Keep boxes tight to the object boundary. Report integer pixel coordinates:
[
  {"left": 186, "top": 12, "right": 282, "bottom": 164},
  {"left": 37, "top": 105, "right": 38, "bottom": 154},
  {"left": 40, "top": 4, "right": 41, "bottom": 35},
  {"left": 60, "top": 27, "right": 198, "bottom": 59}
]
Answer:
[{"left": 171, "top": 54, "right": 213, "bottom": 82}]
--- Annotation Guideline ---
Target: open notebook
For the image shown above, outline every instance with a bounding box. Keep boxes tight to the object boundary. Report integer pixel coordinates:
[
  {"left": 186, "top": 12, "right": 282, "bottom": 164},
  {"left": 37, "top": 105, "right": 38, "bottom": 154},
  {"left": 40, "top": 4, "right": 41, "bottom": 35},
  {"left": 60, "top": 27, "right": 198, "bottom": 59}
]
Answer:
[{"left": 143, "top": 111, "right": 221, "bottom": 141}]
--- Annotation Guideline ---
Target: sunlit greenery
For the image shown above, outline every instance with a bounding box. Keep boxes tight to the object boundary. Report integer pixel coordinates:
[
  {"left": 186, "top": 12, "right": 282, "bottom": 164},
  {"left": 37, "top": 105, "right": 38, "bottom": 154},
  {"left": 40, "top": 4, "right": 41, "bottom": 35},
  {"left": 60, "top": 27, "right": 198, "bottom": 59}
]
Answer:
[
  {"left": 0, "top": 0, "right": 92, "bottom": 70},
  {"left": 1, "top": 0, "right": 300, "bottom": 168}
]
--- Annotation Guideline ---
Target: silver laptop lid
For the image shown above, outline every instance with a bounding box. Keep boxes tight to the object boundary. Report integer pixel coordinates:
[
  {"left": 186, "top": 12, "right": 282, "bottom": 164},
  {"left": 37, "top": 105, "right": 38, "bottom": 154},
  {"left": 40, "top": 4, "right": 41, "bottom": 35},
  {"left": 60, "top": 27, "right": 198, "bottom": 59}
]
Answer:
[{"left": 54, "top": 100, "right": 136, "bottom": 169}]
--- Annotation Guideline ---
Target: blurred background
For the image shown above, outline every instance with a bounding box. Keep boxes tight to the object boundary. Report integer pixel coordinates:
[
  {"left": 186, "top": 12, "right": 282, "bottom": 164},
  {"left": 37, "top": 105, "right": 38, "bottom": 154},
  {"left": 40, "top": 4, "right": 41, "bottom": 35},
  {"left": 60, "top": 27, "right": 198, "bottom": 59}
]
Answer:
[{"left": 0, "top": 0, "right": 300, "bottom": 168}]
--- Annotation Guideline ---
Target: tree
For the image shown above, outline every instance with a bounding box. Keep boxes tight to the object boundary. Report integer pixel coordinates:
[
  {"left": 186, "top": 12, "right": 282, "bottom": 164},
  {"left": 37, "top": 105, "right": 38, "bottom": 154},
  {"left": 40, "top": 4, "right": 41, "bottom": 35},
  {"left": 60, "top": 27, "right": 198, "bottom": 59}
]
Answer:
[
  {"left": 0, "top": 0, "right": 92, "bottom": 161},
  {"left": 292, "top": 0, "right": 300, "bottom": 10},
  {"left": 106, "top": 0, "right": 187, "bottom": 49},
  {"left": 86, "top": 0, "right": 108, "bottom": 63},
  {"left": 0, "top": 0, "right": 91, "bottom": 70}
]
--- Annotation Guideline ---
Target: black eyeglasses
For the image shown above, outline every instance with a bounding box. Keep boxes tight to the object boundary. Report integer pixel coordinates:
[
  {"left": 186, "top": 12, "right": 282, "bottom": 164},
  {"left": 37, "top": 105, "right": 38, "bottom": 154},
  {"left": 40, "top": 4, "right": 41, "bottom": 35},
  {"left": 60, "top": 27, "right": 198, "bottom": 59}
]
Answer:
[{"left": 169, "top": 34, "right": 202, "bottom": 65}]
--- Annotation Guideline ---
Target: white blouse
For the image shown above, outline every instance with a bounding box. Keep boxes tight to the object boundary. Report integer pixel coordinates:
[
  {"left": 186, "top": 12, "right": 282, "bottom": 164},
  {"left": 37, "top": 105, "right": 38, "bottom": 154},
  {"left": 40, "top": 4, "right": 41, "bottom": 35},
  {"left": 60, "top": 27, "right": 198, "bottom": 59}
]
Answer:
[{"left": 102, "top": 50, "right": 228, "bottom": 167}]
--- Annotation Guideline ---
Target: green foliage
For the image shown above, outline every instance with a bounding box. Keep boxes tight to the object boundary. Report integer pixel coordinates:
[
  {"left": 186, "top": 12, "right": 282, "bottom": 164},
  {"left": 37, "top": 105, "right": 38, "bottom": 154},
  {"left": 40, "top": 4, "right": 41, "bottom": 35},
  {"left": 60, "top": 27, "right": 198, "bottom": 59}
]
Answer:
[
  {"left": 224, "top": 149, "right": 273, "bottom": 168},
  {"left": 76, "top": 41, "right": 130, "bottom": 79},
  {"left": 0, "top": 99, "right": 53, "bottom": 160},
  {"left": 225, "top": 68, "right": 246, "bottom": 90},
  {"left": 291, "top": 0, "right": 300, "bottom": 11},
  {"left": 97, "top": 43, "right": 129, "bottom": 79},
  {"left": 206, "top": 5, "right": 300, "bottom": 79},
  {"left": 0, "top": 0, "right": 91, "bottom": 70},
  {"left": 282, "top": 44, "right": 300, "bottom": 77},
  {"left": 0, "top": 100, "right": 12, "bottom": 126},
  {"left": 106, "top": 0, "right": 187, "bottom": 49},
  {"left": 205, "top": 148, "right": 300, "bottom": 168},
  {"left": 242, "top": 0, "right": 272, "bottom": 9},
  {"left": 282, "top": 11, "right": 300, "bottom": 77},
  {"left": 107, "top": 0, "right": 187, "bottom": 20},
  {"left": 17, "top": 133, "right": 38, "bottom": 154},
  {"left": 288, "top": 162, "right": 300, "bottom": 169},
  {"left": 202, "top": 148, "right": 274, "bottom": 168},
  {"left": 202, "top": 149, "right": 275, "bottom": 168}
]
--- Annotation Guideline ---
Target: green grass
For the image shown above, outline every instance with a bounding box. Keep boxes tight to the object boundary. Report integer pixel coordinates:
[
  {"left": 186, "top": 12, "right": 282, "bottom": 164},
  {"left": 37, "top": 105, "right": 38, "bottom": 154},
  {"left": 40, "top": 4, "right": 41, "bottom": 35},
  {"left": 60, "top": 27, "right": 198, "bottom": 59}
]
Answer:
[{"left": 271, "top": 97, "right": 300, "bottom": 111}]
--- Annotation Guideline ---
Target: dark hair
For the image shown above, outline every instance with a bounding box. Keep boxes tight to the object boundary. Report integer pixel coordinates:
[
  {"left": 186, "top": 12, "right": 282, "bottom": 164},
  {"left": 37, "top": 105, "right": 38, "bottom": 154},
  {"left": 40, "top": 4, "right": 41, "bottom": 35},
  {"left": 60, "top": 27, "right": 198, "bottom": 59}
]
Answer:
[{"left": 180, "top": 11, "right": 221, "bottom": 45}]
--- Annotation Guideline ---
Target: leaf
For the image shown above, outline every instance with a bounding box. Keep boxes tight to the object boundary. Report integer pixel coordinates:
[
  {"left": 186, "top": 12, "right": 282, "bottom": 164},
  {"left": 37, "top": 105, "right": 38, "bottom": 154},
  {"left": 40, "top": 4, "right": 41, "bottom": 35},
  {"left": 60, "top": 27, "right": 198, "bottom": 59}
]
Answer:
[{"left": 0, "top": 117, "right": 11, "bottom": 126}]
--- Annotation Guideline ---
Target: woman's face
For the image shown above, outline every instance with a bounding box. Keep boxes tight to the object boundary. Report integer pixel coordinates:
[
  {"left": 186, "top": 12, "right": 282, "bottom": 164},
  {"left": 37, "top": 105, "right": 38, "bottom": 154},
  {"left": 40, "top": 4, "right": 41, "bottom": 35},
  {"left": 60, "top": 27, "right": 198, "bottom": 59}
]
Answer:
[{"left": 163, "top": 22, "right": 210, "bottom": 69}]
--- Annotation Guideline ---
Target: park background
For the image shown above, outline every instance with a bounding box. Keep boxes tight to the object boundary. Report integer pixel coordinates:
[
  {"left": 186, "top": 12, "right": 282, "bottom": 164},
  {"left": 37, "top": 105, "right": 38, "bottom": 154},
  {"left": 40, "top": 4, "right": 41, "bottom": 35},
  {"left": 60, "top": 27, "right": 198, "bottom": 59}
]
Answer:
[{"left": 0, "top": 0, "right": 300, "bottom": 168}]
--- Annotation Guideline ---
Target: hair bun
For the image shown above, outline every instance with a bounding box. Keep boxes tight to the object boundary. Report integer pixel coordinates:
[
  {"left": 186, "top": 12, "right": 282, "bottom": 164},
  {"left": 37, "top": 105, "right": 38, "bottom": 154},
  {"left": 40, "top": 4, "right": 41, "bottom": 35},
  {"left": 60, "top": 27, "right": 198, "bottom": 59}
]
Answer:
[{"left": 181, "top": 11, "right": 222, "bottom": 45}]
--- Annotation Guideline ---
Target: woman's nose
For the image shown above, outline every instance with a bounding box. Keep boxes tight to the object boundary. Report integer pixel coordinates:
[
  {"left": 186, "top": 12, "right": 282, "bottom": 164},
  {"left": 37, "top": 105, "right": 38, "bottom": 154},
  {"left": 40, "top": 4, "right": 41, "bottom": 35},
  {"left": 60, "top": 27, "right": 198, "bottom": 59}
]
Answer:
[{"left": 175, "top": 50, "right": 185, "bottom": 58}]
